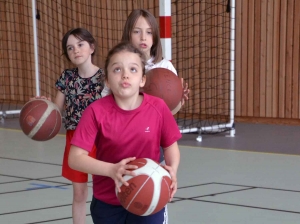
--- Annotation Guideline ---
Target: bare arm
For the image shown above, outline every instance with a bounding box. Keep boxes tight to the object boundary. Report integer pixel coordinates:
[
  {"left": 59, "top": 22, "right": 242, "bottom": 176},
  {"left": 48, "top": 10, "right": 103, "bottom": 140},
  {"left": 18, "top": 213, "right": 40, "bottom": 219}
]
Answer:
[
  {"left": 163, "top": 142, "right": 180, "bottom": 200},
  {"left": 68, "top": 145, "right": 137, "bottom": 192},
  {"left": 69, "top": 145, "right": 116, "bottom": 176},
  {"left": 171, "top": 79, "right": 189, "bottom": 115},
  {"left": 53, "top": 91, "right": 65, "bottom": 114}
]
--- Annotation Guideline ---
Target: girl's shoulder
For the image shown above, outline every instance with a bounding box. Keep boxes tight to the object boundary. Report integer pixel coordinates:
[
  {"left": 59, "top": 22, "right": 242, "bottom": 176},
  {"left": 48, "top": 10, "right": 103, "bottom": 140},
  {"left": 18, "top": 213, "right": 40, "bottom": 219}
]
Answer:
[
  {"left": 143, "top": 93, "right": 168, "bottom": 112},
  {"left": 88, "top": 94, "right": 115, "bottom": 114},
  {"left": 56, "top": 68, "right": 78, "bottom": 83},
  {"left": 90, "top": 68, "right": 105, "bottom": 83},
  {"left": 146, "top": 58, "right": 178, "bottom": 75},
  {"left": 94, "top": 68, "right": 105, "bottom": 79},
  {"left": 63, "top": 67, "right": 77, "bottom": 73},
  {"left": 156, "top": 58, "right": 175, "bottom": 68},
  {"left": 61, "top": 68, "right": 78, "bottom": 77},
  {"left": 96, "top": 67, "right": 105, "bottom": 75}
]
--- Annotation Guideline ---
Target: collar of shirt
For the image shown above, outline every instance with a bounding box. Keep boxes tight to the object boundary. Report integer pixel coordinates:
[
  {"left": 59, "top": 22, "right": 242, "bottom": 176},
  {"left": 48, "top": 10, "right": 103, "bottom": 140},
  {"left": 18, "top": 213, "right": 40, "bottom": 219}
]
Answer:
[{"left": 145, "top": 57, "right": 155, "bottom": 71}]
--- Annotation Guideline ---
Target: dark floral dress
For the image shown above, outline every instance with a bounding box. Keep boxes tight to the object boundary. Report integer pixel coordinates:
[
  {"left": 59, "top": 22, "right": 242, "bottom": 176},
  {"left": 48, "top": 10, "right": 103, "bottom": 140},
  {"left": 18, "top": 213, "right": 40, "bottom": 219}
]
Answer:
[{"left": 55, "top": 68, "right": 105, "bottom": 130}]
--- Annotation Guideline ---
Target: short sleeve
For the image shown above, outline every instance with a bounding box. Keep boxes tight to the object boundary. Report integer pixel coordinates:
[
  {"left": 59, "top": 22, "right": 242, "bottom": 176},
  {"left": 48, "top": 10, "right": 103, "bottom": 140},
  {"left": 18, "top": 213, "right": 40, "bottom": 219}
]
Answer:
[
  {"left": 164, "top": 60, "right": 178, "bottom": 76},
  {"left": 160, "top": 102, "right": 182, "bottom": 148},
  {"left": 55, "top": 70, "right": 67, "bottom": 94},
  {"left": 146, "top": 58, "right": 178, "bottom": 76}
]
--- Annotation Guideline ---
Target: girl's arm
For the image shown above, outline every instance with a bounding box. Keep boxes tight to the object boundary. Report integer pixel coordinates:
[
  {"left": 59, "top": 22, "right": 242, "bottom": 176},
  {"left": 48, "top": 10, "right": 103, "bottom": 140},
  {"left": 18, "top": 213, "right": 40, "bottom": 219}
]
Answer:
[
  {"left": 53, "top": 91, "right": 65, "bottom": 114},
  {"left": 181, "top": 78, "right": 189, "bottom": 104},
  {"left": 162, "top": 142, "right": 180, "bottom": 201},
  {"left": 68, "top": 145, "right": 137, "bottom": 192},
  {"left": 166, "top": 61, "right": 189, "bottom": 106}
]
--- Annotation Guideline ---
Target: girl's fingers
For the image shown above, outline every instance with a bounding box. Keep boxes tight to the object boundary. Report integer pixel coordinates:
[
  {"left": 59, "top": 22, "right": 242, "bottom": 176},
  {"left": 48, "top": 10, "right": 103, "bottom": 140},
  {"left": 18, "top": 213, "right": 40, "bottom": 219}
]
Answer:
[
  {"left": 123, "top": 157, "right": 136, "bottom": 164},
  {"left": 161, "top": 164, "right": 177, "bottom": 200},
  {"left": 115, "top": 180, "right": 121, "bottom": 192},
  {"left": 124, "top": 170, "right": 136, "bottom": 177},
  {"left": 126, "top": 164, "right": 138, "bottom": 171},
  {"left": 121, "top": 180, "right": 129, "bottom": 187},
  {"left": 170, "top": 187, "right": 177, "bottom": 201}
]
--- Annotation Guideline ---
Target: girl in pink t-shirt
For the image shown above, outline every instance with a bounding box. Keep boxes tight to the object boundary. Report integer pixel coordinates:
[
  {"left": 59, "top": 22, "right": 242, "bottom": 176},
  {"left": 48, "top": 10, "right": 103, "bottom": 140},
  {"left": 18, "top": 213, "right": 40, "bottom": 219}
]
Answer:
[{"left": 69, "top": 42, "right": 181, "bottom": 224}]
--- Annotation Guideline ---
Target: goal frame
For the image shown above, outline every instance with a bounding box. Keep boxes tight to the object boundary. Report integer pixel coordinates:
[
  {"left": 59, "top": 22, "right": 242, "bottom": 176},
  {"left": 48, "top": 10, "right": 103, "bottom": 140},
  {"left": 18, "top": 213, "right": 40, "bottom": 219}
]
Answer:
[{"left": 159, "top": 0, "right": 236, "bottom": 141}]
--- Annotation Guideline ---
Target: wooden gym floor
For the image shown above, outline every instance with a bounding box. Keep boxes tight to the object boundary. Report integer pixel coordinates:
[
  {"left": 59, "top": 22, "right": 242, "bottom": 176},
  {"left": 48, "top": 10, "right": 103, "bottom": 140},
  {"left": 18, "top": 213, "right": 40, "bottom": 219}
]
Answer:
[{"left": 0, "top": 118, "right": 300, "bottom": 223}]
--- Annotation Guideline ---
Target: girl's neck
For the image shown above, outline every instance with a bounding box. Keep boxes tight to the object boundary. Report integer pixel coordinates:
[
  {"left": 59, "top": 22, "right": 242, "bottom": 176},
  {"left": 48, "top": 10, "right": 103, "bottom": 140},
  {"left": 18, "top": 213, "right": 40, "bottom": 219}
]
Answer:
[
  {"left": 145, "top": 53, "right": 151, "bottom": 61},
  {"left": 114, "top": 94, "right": 143, "bottom": 111},
  {"left": 77, "top": 62, "right": 98, "bottom": 78}
]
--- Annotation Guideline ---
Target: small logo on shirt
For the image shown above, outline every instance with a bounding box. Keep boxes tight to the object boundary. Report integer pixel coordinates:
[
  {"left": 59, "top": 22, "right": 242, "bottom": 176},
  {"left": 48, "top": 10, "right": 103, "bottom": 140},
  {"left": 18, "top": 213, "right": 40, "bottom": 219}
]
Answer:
[{"left": 145, "top": 127, "right": 150, "bottom": 132}]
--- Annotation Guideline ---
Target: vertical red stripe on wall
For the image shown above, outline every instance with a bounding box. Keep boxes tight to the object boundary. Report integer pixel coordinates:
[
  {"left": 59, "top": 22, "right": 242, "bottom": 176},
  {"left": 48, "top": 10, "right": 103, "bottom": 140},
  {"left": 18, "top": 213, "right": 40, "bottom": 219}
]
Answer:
[{"left": 159, "top": 16, "right": 171, "bottom": 38}]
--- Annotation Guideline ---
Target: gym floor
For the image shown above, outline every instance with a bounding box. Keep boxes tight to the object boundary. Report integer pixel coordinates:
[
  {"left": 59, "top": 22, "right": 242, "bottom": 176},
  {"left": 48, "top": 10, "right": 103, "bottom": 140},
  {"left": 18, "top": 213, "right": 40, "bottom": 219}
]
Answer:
[{"left": 0, "top": 118, "right": 299, "bottom": 223}]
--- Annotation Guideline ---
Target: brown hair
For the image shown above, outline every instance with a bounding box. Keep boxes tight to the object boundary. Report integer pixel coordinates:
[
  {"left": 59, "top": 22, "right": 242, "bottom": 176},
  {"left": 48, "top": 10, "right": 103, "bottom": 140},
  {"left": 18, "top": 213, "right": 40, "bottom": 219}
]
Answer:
[
  {"left": 104, "top": 42, "right": 146, "bottom": 80},
  {"left": 61, "top": 28, "right": 96, "bottom": 61},
  {"left": 121, "top": 9, "right": 162, "bottom": 64}
]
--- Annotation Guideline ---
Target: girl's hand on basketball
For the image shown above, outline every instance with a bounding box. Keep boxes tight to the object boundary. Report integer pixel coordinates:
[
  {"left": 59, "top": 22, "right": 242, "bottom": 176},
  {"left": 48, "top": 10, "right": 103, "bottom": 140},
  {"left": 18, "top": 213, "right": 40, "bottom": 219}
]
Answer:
[
  {"left": 162, "top": 164, "right": 178, "bottom": 201},
  {"left": 180, "top": 78, "right": 189, "bottom": 106},
  {"left": 111, "top": 157, "right": 138, "bottom": 193},
  {"left": 30, "top": 96, "right": 52, "bottom": 101}
]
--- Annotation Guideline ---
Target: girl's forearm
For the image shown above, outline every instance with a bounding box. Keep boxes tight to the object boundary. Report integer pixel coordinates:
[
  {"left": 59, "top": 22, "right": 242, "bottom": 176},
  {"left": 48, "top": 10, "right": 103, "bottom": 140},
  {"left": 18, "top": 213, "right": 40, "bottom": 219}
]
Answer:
[
  {"left": 68, "top": 146, "right": 114, "bottom": 176},
  {"left": 163, "top": 142, "right": 180, "bottom": 174}
]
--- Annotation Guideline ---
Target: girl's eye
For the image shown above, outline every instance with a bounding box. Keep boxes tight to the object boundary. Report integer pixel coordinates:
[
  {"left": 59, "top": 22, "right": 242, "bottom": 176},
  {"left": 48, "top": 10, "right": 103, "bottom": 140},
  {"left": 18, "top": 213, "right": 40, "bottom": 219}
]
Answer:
[
  {"left": 133, "top": 30, "right": 139, "bottom": 34},
  {"left": 131, "top": 67, "right": 137, "bottom": 72},
  {"left": 147, "top": 31, "right": 152, "bottom": 35},
  {"left": 114, "top": 68, "right": 121, "bottom": 72},
  {"left": 67, "top": 47, "right": 73, "bottom": 51}
]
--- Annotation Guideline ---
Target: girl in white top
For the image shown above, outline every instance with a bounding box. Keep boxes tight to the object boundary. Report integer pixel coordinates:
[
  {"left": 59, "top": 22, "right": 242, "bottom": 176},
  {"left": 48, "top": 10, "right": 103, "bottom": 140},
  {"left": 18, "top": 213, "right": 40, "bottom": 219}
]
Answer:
[
  {"left": 145, "top": 57, "right": 177, "bottom": 75},
  {"left": 102, "top": 9, "right": 189, "bottom": 105}
]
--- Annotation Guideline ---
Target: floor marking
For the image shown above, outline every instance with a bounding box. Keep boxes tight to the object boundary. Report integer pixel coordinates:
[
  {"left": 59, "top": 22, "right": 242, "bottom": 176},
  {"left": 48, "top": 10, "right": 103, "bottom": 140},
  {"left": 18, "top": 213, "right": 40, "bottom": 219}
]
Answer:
[
  {"left": 26, "top": 183, "right": 68, "bottom": 190},
  {"left": 0, "top": 127, "right": 66, "bottom": 137}
]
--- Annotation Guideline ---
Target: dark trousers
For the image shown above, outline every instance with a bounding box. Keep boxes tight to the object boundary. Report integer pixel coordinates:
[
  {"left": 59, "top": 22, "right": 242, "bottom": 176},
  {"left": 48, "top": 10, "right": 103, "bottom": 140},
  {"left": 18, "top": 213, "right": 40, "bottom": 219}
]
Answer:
[{"left": 90, "top": 196, "right": 167, "bottom": 224}]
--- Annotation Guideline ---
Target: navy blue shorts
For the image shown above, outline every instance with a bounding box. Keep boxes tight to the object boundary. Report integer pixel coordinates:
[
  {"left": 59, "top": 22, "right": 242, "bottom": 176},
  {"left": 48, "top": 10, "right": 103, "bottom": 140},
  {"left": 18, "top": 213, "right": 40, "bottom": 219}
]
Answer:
[{"left": 90, "top": 196, "right": 168, "bottom": 224}]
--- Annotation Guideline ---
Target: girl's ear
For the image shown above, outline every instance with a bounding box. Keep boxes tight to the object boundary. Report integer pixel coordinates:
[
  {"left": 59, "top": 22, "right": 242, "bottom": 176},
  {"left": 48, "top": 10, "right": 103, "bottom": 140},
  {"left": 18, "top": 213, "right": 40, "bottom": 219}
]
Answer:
[
  {"left": 139, "top": 75, "right": 146, "bottom": 88},
  {"left": 90, "top": 44, "right": 95, "bottom": 54}
]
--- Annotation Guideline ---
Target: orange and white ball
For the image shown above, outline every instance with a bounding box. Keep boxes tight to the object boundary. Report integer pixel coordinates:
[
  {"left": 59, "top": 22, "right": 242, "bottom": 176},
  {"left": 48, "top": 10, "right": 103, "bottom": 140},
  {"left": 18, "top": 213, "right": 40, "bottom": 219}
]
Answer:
[
  {"left": 116, "top": 158, "right": 172, "bottom": 216},
  {"left": 19, "top": 99, "right": 62, "bottom": 141}
]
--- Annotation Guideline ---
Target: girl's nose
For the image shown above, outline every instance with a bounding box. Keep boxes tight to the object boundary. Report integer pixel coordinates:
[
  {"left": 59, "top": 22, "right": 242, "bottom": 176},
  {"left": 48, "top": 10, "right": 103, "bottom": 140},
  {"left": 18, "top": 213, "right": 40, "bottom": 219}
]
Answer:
[
  {"left": 122, "top": 70, "right": 129, "bottom": 79},
  {"left": 74, "top": 46, "right": 79, "bottom": 53},
  {"left": 141, "top": 32, "right": 146, "bottom": 41}
]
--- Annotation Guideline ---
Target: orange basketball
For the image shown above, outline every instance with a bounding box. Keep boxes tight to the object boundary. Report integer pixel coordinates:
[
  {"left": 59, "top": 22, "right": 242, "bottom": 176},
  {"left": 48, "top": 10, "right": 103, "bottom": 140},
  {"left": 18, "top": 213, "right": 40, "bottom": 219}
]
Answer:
[
  {"left": 19, "top": 99, "right": 62, "bottom": 141},
  {"left": 143, "top": 68, "right": 183, "bottom": 114},
  {"left": 116, "top": 158, "right": 171, "bottom": 216}
]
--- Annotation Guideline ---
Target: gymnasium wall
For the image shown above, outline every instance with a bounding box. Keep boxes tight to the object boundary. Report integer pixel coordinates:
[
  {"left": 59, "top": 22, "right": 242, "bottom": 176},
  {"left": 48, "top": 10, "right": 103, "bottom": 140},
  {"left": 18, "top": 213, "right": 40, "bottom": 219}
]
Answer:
[
  {"left": 235, "top": 0, "right": 300, "bottom": 124},
  {"left": 1, "top": 0, "right": 300, "bottom": 124}
]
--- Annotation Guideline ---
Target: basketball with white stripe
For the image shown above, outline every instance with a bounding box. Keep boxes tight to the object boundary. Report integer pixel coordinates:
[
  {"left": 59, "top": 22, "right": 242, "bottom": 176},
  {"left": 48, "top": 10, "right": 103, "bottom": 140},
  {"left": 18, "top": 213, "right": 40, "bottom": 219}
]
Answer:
[
  {"left": 143, "top": 68, "right": 183, "bottom": 114},
  {"left": 116, "top": 158, "right": 172, "bottom": 216},
  {"left": 19, "top": 99, "right": 62, "bottom": 141}
]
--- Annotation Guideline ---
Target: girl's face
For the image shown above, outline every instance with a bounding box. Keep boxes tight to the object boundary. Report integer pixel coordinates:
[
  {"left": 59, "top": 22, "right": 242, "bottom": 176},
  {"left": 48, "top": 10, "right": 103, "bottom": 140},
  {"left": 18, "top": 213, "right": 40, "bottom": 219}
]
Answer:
[
  {"left": 66, "top": 35, "right": 94, "bottom": 66},
  {"left": 130, "top": 16, "right": 153, "bottom": 60},
  {"left": 106, "top": 51, "right": 145, "bottom": 99}
]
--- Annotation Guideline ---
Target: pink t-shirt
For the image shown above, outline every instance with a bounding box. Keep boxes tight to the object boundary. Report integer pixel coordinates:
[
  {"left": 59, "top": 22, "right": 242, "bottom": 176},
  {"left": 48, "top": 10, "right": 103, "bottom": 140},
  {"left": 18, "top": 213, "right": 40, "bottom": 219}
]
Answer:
[{"left": 71, "top": 93, "right": 181, "bottom": 205}]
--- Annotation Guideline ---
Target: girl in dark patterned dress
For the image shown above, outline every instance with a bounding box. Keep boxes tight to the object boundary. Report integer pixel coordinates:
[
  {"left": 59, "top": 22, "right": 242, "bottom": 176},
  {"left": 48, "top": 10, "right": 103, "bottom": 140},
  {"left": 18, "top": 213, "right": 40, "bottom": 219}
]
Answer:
[{"left": 54, "top": 28, "right": 104, "bottom": 224}]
